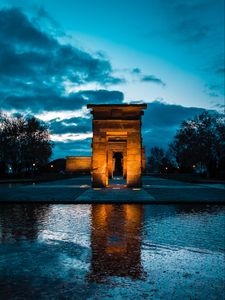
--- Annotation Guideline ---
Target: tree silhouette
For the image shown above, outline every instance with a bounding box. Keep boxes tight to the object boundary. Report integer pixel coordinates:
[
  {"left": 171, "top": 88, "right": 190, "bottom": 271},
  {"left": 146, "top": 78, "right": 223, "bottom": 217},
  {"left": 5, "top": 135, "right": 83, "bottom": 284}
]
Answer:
[
  {"left": 170, "top": 112, "right": 225, "bottom": 177},
  {"left": 0, "top": 114, "right": 53, "bottom": 175},
  {"left": 149, "top": 146, "right": 174, "bottom": 173}
]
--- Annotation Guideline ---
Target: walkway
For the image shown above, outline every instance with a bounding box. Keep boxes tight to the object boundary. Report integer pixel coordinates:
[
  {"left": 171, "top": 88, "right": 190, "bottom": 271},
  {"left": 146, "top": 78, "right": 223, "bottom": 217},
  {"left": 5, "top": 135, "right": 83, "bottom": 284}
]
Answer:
[{"left": 0, "top": 176, "right": 224, "bottom": 203}]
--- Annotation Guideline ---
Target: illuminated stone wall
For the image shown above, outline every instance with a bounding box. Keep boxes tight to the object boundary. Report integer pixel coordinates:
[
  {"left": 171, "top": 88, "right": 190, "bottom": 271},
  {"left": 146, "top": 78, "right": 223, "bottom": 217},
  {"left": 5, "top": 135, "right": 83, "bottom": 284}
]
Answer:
[
  {"left": 87, "top": 104, "right": 147, "bottom": 187},
  {"left": 66, "top": 156, "right": 91, "bottom": 173}
]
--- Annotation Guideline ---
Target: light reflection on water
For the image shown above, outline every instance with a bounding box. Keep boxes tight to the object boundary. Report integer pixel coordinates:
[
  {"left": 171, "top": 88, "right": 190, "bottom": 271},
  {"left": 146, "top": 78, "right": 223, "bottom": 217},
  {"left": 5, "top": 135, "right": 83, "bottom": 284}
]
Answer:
[{"left": 0, "top": 204, "right": 224, "bottom": 299}]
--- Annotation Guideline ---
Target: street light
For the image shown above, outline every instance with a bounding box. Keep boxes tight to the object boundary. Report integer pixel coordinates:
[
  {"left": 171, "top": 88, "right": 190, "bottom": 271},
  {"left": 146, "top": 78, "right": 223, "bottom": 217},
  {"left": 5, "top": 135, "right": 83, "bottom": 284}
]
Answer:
[{"left": 33, "top": 163, "right": 35, "bottom": 167}]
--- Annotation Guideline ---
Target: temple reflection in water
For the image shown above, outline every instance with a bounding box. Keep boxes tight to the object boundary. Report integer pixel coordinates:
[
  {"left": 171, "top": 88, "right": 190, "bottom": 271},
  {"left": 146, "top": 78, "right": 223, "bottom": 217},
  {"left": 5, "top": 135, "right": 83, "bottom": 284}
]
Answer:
[{"left": 89, "top": 204, "right": 144, "bottom": 282}]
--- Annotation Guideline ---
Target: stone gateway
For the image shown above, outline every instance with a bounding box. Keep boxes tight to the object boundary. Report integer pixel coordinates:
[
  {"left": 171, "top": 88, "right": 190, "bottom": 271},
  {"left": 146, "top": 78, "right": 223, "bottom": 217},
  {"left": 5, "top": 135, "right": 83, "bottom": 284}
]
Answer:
[{"left": 87, "top": 104, "right": 147, "bottom": 188}]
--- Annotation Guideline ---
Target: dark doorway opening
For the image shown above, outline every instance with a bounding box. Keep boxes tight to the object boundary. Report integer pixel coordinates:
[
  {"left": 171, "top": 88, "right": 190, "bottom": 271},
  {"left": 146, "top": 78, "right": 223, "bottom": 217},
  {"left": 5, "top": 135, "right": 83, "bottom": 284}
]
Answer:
[{"left": 113, "top": 152, "right": 123, "bottom": 177}]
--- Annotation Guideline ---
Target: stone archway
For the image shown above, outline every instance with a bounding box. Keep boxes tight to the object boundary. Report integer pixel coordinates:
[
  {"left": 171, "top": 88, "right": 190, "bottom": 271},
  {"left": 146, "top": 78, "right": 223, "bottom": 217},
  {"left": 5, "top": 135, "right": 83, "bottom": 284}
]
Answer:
[{"left": 87, "top": 104, "right": 147, "bottom": 187}]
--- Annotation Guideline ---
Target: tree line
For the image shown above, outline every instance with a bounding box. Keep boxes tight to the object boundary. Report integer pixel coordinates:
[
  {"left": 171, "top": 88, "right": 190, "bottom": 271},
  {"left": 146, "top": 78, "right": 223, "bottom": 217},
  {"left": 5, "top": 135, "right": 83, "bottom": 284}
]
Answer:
[
  {"left": 0, "top": 114, "right": 53, "bottom": 176},
  {"left": 0, "top": 110, "right": 224, "bottom": 179},
  {"left": 148, "top": 112, "right": 225, "bottom": 178}
]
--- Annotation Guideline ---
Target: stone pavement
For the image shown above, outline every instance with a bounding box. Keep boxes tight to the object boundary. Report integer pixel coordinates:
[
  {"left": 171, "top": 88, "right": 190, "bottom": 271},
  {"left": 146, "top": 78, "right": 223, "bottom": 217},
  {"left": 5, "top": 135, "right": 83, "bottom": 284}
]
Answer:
[
  {"left": 76, "top": 186, "right": 153, "bottom": 202},
  {"left": 0, "top": 176, "right": 224, "bottom": 203}
]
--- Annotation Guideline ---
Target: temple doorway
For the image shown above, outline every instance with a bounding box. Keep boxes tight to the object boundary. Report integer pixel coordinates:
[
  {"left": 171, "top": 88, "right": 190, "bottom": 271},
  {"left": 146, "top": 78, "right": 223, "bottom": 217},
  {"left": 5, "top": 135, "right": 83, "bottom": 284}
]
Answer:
[{"left": 113, "top": 152, "right": 123, "bottom": 177}]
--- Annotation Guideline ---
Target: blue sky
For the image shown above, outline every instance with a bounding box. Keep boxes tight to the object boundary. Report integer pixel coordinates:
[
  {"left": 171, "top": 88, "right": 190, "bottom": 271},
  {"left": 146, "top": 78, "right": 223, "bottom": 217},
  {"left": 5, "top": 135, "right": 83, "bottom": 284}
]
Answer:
[{"left": 0, "top": 0, "right": 224, "bottom": 158}]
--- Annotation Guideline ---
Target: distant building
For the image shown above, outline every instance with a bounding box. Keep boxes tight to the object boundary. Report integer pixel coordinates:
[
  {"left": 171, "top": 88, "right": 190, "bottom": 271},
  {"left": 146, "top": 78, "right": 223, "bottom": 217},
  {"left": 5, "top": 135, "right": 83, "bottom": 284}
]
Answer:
[{"left": 66, "top": 156, "right": 91, "bottom": 174}]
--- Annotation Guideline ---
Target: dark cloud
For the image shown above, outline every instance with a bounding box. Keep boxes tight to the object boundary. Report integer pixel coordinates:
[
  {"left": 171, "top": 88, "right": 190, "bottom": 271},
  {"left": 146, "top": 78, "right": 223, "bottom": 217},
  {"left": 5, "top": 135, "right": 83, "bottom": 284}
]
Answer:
[
  {"left": 155, "top": 0, "right": 223, "bottom": 46},
  {"left": 175, "top": 20, "right": 211, "bottom": 43},
  {"left": 205, "top": 83, "right": 225, "bottom": 98},
  {"left": 142, "top": 101, "right": 206, "bottom": 150},
  {"left": 202, "top": 54, "right": 225, "bottom": 98},
  {"left": 0, "top": 7, "right": 55, "bottom": 48},
  {"left": 143, "top": 101, "right": 206, "bottom": 128},
  {"left": 80, "top": 90, "right": 124, "bottom": 104},
  {"left": 1, "top": 90, "right": 124, "bottom": 113},
  {"left": 141, "top": 75, "right": 166, "bottom": 86},
  {"left": 130, "top": 68, "right": 166, "bottom": 87},
  {"left": 132, "top": 68, "right": 141, "bottom": 74},
  {"left": 214, "top": 103, "right": 225, "bottom": 109},
  {"left": 0, "top": 7, "right": 123, "bottom": 114},
  {"left": 49, "top": 117, "right": 91, "bottom": 134},
  {"left": 167, "top": 0, "right": 216, "bottom": 43}
]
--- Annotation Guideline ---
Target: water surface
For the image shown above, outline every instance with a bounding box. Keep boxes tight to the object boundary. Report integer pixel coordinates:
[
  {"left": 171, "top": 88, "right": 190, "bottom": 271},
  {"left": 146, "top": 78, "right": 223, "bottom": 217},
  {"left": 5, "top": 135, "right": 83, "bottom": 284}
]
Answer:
[{"left": 0, "top": 204, "right": 224, "bottom": 299}]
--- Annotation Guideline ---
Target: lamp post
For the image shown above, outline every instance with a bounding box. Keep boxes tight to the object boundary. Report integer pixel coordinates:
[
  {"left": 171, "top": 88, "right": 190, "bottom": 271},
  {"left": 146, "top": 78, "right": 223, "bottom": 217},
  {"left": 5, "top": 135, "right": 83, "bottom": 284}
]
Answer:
[{"left": 32, "top": 163, "right": 36, "bottom": 177}]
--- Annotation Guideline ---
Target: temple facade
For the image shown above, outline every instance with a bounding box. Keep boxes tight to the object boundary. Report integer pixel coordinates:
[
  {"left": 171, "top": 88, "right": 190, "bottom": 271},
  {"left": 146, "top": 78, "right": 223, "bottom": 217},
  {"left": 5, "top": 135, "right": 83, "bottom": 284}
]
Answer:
[{"left": 87, "top": 104, "right": 147, "bottom": 187}]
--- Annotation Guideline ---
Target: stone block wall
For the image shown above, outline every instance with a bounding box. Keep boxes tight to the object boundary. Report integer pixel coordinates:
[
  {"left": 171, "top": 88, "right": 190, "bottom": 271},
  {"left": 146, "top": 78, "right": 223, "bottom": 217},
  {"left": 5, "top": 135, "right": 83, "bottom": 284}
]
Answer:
[{"left": 66, "top": 156, "right": 91, "bottom": 173}]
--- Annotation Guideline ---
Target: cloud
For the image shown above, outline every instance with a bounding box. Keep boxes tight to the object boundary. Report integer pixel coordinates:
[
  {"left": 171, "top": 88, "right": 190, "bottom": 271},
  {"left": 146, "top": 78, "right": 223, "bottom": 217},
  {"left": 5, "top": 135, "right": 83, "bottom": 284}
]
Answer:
[
  {"left": 49, "top": 116, "right": 91, "bottom": 135},
  {"left": 205, "top": 83, "right": 225, "bottom": 98},
  {"left": 152, "top": 0, "right": 224, "bottom": 48},
  {"left": 143, "top": 101, "right": 206, "bottom": 128},
  {"left": 0, "top": 7, "right": 123, "bottom": 114},
  {"left": 131, "top": 68, "right": 141, "bottom": 74},
  {"left": 130, "top": 67, "right": 166, "bottom": 87},
  {"left": 142, "top": 101, "right": 207, "bottom": 150},
  {"left": 203, "top": 54, "right": 225, "bottom": 98},
  {"left": 175, "top": 20, "right": 211, "bottom": 43},
  {"left": 166, "top": 0, "right": 216, "bottom": 44},
  {"left": 141, "top": 75, "right": 166, "bottom": 86},
  {"left": 0, "top": 7, "right": 55, "bottom": 48},
  {"left": 170, "top": 1, "right": 214, "bottom": 43},
  {"left": 1, "top": 90, "right": 124, "bottom": 113}
]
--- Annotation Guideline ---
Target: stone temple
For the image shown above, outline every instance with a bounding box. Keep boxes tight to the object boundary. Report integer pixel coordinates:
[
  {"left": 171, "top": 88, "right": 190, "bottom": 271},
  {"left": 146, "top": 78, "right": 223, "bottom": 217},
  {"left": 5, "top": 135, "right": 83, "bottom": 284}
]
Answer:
[
  {"left": 66, "top": 104, "right": 147, "bottom": 187},
  {"left": 88, "top": 104, "right": 147, "bottom": 188}
]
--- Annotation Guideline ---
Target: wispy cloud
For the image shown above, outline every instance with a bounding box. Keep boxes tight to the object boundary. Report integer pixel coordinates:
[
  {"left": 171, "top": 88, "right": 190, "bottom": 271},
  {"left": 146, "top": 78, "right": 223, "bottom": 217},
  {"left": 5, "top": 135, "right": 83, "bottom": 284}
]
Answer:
[
  {"left": 141, "top": 75, "right": 166, "bottom": 87},
  {"left": 130, "top": 68, "right": 166, "bottom": 87}
]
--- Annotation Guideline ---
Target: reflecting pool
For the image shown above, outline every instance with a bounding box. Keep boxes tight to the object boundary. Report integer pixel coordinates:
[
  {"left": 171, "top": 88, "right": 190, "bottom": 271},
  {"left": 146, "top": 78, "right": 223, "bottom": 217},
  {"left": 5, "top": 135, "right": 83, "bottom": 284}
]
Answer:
[{"left": 0, "top": 204, "right": 224, "bottom": 299}]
